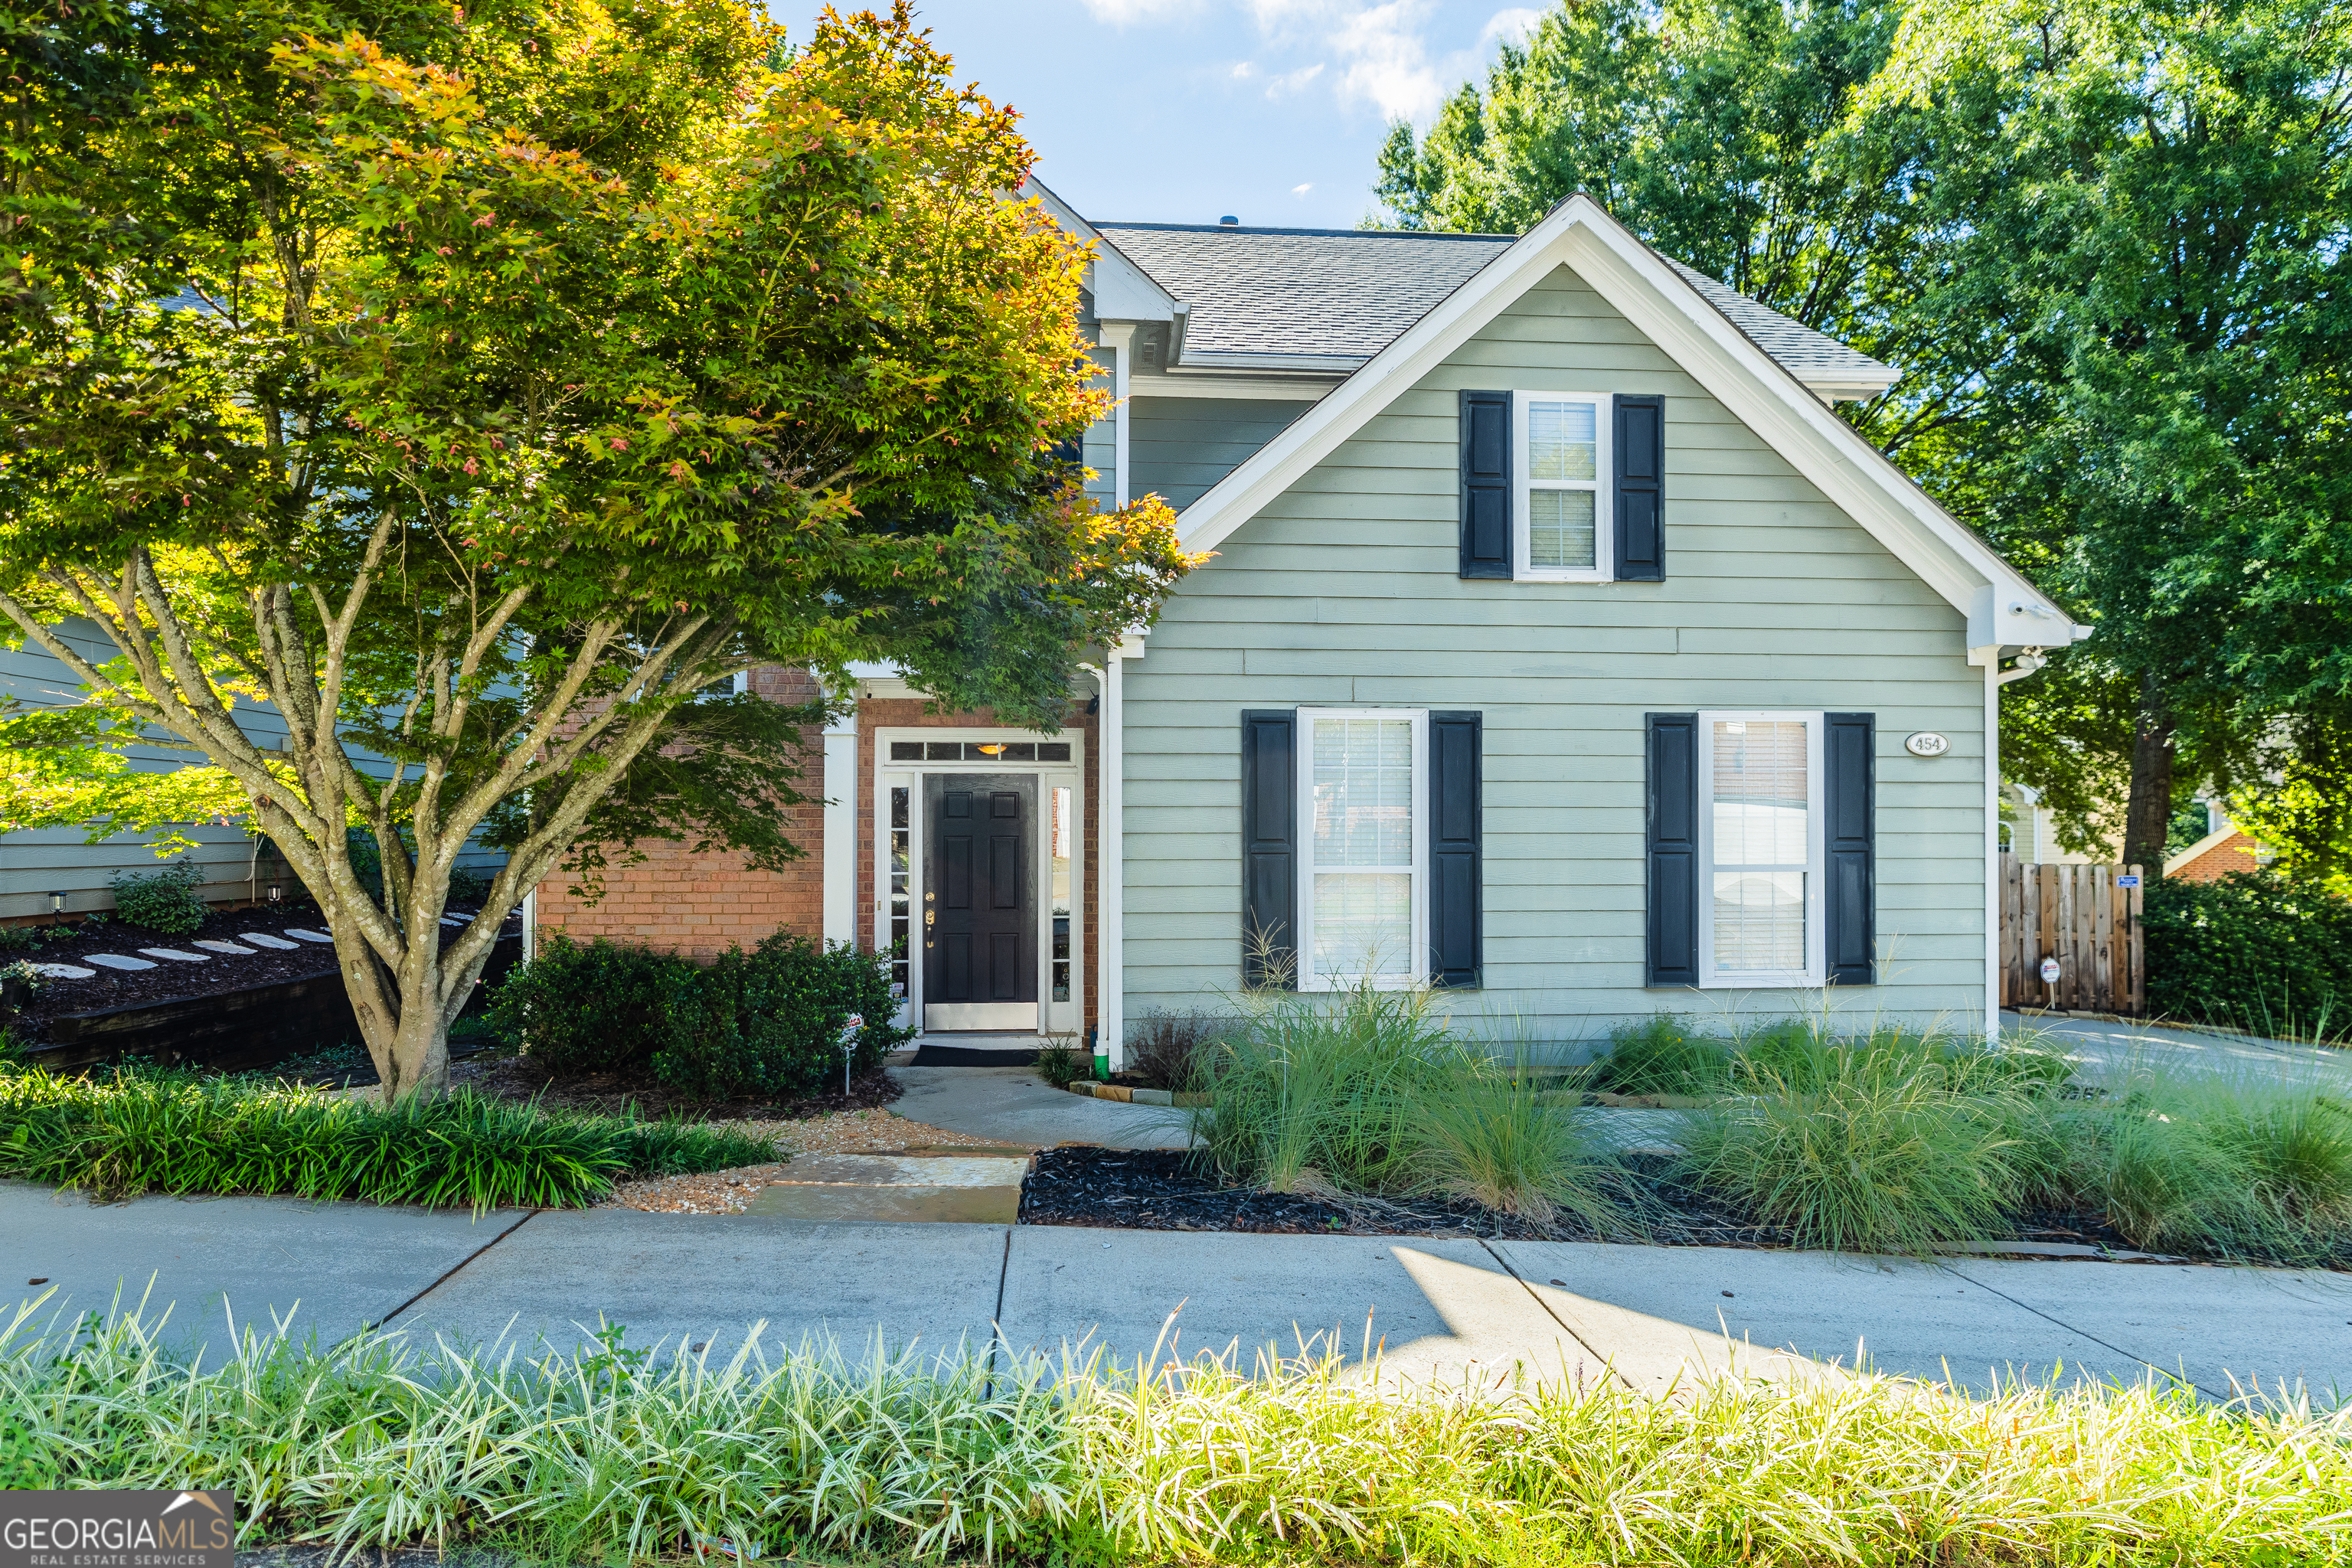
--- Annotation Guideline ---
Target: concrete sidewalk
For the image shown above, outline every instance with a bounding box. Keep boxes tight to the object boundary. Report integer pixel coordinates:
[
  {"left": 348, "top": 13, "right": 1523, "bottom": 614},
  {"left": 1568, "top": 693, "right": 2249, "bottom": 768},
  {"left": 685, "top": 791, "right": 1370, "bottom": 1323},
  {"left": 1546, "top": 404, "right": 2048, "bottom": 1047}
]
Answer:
[{"left": 9, "top": 1178, "right": 2347, "bottom": 1400}]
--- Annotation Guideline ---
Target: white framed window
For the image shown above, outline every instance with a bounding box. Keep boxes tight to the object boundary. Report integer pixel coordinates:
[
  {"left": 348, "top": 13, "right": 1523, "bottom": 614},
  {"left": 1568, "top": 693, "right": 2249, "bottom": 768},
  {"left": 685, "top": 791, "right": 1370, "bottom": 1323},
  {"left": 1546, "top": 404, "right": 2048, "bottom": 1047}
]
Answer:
[
  {"left": 1697, "top": 711, "right": 1824, "bottom": 987},
  {"left": 1295, "top": 707, "right": 1426, "bottom": 991},
  {"left": 1516, "top": 391, "right": 1612, "bottom": 581}
]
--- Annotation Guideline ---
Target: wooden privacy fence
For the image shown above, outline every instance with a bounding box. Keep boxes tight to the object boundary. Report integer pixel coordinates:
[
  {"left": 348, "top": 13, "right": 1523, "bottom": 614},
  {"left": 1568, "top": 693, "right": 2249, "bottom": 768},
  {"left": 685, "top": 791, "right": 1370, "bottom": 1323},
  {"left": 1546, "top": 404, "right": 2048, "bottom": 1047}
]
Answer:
[{"left": 1998, "top": 857, "right": 2145, "bottom": 1014}]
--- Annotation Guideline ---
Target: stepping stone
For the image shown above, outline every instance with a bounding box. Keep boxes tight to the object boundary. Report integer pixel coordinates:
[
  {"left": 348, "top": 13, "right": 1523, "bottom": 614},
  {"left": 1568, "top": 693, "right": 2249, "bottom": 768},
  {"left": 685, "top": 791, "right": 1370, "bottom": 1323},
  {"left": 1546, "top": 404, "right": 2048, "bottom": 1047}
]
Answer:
[
  {"left": 194, "top": 939, "right": 257, "bottom": 956},
  {"left": 31, "top": 963, "right": 95, "bottom": 980},
  {"left": 739, "top": 1152, "right": 1031, "bottom": 1225},
  {"left": 139, "top": 947, "right": 209, "bottom": 962},
  {"left": 283, "top": 929, "right": 335, "bottom": 943},
  {"left": 84, "top": 953, "right": 157, "bottom": 972},
  {"left": 439, "top": 916, "right": 466, "bottom": 926},
  {"left": 238, "top": 933, "right": 300, "bottom": 950}
]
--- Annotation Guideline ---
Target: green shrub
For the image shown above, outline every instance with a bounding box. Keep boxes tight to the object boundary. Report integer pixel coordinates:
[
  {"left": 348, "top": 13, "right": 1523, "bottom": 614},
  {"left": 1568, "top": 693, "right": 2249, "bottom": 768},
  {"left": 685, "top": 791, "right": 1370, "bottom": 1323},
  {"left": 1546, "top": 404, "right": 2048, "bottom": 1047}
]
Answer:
[
  {"left": 109, "top": 861, "right": 207, "bottom": 934},
  {"left": 0, "top": 1064, "right": 773, "bottom": 1212},
  {"left": 2144, "top": 870, "right": 2352, "bottom": 1040},
  {"left": 652, "top": 934, "right": 912, "bottom": 1101},
  {"left": 487, "top": 933, "right": 688, "bottom": 1076},
  {"left": 0, "top": 923, "right": 40, "bottom": 953},
  {"left": 1592, "top": 1016, "right": 1735, "bottom": 1095},
  {"left": 1128, "top": 1009, "right": 1222, "bottom": 1090}
]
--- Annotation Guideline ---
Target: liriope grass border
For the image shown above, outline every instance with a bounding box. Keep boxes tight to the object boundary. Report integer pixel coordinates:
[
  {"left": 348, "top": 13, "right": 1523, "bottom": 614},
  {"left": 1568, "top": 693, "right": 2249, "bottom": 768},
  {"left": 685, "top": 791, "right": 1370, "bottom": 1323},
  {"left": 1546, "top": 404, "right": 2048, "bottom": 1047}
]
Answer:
[{"left": 6, "top": 1296, "right": 2351, "bottom": 1566}]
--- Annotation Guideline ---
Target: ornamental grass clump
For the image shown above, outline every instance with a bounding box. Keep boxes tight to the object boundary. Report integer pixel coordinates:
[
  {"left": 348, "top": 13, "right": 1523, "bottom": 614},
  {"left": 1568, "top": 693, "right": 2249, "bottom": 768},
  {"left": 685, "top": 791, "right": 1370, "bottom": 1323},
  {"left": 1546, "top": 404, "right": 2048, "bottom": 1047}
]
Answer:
[
  {"left": 2034, "top": 1063, "right": 2352, "bottom": 1263},
  {"left": 1672, "top": 1026, "right": 2060, "bottom": 1256},
  {"left": 0, "top": 1065, "right": 772, "bottom": 1213},
  {"left": 1191, "top": 981, "right": 1638, "bottom": 1230}
]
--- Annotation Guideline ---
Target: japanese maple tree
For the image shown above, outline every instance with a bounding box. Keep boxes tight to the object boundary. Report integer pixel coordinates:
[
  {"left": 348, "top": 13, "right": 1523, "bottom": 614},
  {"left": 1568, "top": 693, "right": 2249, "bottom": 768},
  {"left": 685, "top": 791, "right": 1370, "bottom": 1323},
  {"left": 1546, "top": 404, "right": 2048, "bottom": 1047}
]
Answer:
[{"left": 0, "top": 0, "right": 1188, "bottom": 1097}]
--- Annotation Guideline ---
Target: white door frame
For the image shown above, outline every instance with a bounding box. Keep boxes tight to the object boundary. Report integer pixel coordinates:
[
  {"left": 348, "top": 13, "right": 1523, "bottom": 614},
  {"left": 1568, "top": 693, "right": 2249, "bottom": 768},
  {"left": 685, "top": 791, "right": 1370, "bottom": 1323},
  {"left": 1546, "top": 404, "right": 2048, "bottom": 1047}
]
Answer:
[{"left": 872, "top": 727, "right": 1086, "bottom": 1037}]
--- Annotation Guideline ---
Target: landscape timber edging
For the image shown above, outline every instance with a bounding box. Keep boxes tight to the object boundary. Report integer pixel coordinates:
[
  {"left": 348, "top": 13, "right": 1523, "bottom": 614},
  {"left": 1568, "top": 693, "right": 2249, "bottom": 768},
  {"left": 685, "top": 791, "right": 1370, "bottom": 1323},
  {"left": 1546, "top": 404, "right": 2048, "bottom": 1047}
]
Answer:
[
  {"left": 25, "top": 930, "right": 521, "bottom": 1073},
  {"left": 1064, "top": 1082, "right": 1211, "bottom": 1109}
]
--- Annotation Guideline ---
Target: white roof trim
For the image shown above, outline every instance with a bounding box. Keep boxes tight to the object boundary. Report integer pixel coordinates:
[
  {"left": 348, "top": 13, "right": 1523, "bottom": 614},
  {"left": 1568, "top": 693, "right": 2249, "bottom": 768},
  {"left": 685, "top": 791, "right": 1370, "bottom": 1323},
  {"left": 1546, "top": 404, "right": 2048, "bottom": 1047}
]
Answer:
[
  {"left": 1021, "top": 178, "right": 1177, "bottom": 325},
  {"left": 1174, "top": 194, "right": 2082, "bottom": 651}
]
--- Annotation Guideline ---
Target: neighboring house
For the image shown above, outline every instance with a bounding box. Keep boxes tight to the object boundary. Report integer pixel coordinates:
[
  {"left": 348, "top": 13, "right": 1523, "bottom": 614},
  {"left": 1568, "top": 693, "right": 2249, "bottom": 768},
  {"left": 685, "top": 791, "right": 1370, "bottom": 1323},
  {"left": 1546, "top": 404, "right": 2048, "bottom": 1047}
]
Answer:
[
  {"left": 534, "top": 187, "right": 2090, "bottom": 1060},
  {"left": 2003, "top": 782, "right": 2100, "bottom": 866},
  {"left": 2166, "top": 800, "right": 2270, "bottom": 883},
  {"left": 1, "top": 620, "right": 505, "bottom": 923}
]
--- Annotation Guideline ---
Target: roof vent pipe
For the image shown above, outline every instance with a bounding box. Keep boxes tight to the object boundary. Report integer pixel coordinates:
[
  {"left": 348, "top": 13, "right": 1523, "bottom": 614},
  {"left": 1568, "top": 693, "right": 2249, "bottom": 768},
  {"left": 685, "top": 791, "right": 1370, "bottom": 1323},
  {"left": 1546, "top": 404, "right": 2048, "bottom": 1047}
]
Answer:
[{"left": 1218, "top": 215, "right": 1239, "bottom": 227}]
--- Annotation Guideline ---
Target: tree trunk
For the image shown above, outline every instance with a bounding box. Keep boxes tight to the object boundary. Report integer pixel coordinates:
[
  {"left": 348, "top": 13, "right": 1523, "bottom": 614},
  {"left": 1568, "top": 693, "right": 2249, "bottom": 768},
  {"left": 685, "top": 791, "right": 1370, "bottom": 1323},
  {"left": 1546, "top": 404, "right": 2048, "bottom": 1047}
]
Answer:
[{"left": 2122, "top": 671, "right": 2176, "bottom": 877}]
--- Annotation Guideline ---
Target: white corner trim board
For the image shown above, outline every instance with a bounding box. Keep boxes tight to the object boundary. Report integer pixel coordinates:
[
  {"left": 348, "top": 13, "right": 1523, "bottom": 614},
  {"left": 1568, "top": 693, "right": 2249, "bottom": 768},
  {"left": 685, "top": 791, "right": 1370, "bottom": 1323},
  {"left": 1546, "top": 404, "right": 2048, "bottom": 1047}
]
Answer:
[{"left": 1171, "top": 193, "right": 2086, "bottom": 656}]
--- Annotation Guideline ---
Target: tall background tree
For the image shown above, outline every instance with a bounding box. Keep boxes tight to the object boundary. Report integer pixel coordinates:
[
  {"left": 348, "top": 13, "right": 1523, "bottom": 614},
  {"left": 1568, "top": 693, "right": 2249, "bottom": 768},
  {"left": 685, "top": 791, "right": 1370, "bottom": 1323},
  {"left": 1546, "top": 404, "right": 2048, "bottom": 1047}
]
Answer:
[
  {"left": 1377, "top": 0, "right": 2352, "bottom": 879},
  {"left": 0, "top": 0, "right": 1191, "bottom": 1098}
]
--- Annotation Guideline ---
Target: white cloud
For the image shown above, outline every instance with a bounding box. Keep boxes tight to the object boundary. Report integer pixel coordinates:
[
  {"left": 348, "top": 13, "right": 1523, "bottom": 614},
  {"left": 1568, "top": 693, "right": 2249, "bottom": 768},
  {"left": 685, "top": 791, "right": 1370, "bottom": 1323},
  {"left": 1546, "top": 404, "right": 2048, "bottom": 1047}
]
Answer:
[
  {"left": 1214, "top": 1, "right": 1529, "bottom": 124},
  {"left": 1292, "top": 182, "right": 1315, "bottom": 196},
  {"left": 1230, "top": 60, "right": 1257, "bottom": 79},
  {"left": 1077, "top": 0, "right": 1204, "bottom": 23},
  {"left": 1264, "top": 61, "right": 1325, "bottom": 98}
]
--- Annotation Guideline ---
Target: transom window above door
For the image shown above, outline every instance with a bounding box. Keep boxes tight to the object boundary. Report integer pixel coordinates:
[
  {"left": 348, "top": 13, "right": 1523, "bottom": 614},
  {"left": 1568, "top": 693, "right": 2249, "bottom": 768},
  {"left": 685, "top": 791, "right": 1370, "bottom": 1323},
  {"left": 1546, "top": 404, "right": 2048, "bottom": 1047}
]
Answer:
[{"left": 888, "top": 740, "right": 1073, "bottom": 763}]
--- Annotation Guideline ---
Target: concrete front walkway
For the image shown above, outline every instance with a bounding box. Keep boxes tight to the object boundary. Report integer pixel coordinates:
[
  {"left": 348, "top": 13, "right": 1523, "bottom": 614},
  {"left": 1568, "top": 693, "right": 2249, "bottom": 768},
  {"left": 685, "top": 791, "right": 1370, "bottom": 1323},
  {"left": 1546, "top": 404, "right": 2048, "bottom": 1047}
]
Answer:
[
  {"left": 8, "top": 1179, "right": 2347, "bottom": 1401},
  {"left": 887, "top": 1064, "right": 1189, "bottom": 1149}
]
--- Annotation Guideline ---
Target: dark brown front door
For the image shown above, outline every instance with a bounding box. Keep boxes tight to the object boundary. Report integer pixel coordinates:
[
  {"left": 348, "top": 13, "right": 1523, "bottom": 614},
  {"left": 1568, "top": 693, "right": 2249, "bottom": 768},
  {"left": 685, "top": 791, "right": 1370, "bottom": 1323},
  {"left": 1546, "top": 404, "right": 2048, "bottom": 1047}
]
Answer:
[{"left": 923, "top": 774, "right": 1037, "bottom": 1028}]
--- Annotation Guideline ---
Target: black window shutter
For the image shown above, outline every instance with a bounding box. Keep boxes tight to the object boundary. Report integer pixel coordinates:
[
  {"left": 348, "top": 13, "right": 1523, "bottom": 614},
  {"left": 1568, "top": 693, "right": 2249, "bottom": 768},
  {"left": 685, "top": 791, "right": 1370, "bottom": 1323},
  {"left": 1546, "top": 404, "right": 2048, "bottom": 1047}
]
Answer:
[
  {"left": 1824, "top": 712, "right": 1876, "bottom": 985},
  {"left": 1614, "top": 394, "right": 1665, "bottom": 581},
  {"left": 1428, "top": 711, "right": 1482, "bottom": 987},
  {"left": 1459, "top": 390, "right": 1511, "bottom": 579},
  {"left": 1241, "top": 710, "right": 1297, "bottom": 988},
  {"left": 1646, "top": 713, "right": 1699, "bottom": 987}
]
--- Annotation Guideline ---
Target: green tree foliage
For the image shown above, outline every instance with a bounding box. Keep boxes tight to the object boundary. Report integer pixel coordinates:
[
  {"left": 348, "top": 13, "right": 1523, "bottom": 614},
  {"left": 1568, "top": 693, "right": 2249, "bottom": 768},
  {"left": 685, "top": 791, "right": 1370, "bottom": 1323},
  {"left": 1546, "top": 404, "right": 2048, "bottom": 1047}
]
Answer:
[
  {"left": 0, "top": 0, "right": 1191, "bottom": 1099},
  {"left": 1374, "top": 0, "right": 2352, "bottom": 877}
]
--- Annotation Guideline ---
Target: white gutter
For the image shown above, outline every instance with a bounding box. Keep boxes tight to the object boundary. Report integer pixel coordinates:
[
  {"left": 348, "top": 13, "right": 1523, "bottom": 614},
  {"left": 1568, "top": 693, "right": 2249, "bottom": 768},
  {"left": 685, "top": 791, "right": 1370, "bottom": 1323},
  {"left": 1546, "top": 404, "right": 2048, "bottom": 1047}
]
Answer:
[{"left": 1984, "top": 649, "right": 2047, "bottom": 1040}]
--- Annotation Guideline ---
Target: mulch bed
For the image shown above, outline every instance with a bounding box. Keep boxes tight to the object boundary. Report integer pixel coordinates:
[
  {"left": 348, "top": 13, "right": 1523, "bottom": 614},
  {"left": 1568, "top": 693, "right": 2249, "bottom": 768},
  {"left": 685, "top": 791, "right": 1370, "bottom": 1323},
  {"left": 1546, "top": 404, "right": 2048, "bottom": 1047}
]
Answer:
[
  {"left": 442, "top": 1054, "right": 906, "bottom": 1123},
  {"left": 2, "top": 905, "right": 518, "bottom": 1044},
  {"left": 1019, "top": 1147, "right": 2212, "bottom": 1257}
]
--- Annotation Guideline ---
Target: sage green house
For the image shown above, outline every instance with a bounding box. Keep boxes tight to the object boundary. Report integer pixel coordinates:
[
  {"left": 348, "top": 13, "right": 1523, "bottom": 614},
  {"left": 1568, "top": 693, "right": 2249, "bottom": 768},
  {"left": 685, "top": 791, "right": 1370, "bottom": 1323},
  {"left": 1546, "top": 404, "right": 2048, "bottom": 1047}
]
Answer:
[{"left": 1027, "top": 186, "right": 2086, "bottom": 1057}]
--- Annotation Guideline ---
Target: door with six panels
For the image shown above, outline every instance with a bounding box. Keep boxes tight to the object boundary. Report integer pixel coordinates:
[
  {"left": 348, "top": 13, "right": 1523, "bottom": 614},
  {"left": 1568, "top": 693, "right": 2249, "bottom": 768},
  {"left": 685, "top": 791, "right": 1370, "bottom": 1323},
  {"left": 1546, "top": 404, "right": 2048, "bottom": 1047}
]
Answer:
[{"left": 922, "top": 773, "right": 1038, "bottom": 1030}]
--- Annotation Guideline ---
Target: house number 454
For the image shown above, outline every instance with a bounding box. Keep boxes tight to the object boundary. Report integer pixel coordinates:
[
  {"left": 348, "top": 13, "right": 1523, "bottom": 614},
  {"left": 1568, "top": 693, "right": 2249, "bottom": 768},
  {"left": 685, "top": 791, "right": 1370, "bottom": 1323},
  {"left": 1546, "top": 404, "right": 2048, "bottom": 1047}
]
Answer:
[{"left": 1904, "top": 732, "right": 1951, "bottom": 757}]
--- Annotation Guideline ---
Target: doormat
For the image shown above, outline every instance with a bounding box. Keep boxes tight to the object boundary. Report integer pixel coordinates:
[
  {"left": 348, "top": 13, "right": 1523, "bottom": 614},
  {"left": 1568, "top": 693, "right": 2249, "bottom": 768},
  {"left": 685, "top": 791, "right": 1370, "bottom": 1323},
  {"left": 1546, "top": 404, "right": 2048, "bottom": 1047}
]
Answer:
[{"left": 911, "top": 1045, "right": 1041, "bottom": 1067}]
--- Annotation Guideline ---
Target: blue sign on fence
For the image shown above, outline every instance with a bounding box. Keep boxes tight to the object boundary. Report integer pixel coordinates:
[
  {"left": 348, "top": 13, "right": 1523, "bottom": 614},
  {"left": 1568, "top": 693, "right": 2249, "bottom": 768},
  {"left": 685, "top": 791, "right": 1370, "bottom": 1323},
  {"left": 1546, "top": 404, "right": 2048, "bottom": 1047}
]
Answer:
[{"left": 2116, "top": 874, "right": 2141, "bottom": 888}]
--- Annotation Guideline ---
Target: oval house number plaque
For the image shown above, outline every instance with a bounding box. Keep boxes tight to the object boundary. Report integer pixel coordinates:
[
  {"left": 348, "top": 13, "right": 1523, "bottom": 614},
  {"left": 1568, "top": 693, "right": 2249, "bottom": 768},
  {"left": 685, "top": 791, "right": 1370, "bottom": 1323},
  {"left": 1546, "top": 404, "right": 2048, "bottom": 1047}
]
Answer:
[{"left": 1905, "top": 732, "right": 1951, "bottom": 757}]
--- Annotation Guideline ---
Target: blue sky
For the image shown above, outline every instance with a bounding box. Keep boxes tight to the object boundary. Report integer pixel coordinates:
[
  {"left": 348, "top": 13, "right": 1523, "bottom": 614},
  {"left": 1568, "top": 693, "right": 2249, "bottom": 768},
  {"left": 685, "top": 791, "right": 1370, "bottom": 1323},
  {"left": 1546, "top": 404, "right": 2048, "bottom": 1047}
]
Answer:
[{"left": 772, "top": 2, "right": 1540, "bottom": 230}]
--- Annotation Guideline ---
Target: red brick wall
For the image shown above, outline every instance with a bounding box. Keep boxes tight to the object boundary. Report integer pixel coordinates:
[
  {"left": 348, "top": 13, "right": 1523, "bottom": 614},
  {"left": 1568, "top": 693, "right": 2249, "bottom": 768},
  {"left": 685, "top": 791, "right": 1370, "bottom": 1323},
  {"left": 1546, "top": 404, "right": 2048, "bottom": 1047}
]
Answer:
[
  {"left": 534, "top": 665, "right": 827, "bottom": 961},
  {"left": 2171, "top": 831, "right": 2265, "bottom": 884},
  {"left": 854, "top": 696, "right": 1099, "bottom": 1038}
]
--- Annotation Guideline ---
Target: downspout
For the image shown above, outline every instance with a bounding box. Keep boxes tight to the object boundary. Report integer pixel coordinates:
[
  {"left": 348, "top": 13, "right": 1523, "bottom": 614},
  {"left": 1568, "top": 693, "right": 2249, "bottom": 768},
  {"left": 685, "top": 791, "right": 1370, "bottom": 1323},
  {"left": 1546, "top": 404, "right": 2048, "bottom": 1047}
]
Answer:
[{"left": 1984, "top": 648, "right": 2047, "bottom": 1041}]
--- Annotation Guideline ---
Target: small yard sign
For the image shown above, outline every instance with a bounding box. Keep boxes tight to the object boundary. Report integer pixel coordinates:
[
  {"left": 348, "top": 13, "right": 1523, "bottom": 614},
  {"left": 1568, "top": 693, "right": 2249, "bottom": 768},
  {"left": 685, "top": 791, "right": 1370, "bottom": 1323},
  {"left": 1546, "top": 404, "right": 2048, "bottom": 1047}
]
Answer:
[{"left": 2116, "top": 874, "right": 2141, "bottom": 887}]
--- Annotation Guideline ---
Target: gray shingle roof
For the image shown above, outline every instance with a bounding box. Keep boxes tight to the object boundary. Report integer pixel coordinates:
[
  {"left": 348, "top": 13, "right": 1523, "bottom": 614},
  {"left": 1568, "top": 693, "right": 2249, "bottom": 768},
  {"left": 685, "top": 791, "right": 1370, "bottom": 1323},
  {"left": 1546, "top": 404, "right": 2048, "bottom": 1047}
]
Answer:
[
  {"left": 1094, "top": 223, "right": 1511, "bottom": 361},
  {"left": 1091, "top": 221, "right": 1895, "bottom": 389},
  {"left": 1659, "top": 259, "right": 1894, "bottom": 387}
]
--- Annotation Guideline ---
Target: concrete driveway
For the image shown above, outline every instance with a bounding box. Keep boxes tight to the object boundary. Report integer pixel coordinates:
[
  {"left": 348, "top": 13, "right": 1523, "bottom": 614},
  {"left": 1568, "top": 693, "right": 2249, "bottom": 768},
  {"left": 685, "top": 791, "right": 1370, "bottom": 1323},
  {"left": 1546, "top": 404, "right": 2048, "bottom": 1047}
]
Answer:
[
  {"left": 9, "top": 1179, "right": 2347, "bottom": 1400},
  {"left": 2007, "top": 1011, "right": 2352, "bottom": 1087}
]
